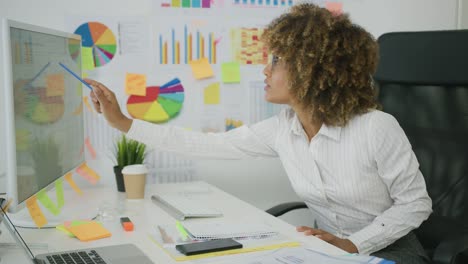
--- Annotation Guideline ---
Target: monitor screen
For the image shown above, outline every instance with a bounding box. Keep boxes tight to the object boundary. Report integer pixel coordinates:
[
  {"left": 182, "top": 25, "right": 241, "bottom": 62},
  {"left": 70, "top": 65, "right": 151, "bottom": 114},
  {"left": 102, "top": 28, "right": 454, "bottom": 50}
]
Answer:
[{"left": 1, "top": 19, "right": 85, "bottom": 212}]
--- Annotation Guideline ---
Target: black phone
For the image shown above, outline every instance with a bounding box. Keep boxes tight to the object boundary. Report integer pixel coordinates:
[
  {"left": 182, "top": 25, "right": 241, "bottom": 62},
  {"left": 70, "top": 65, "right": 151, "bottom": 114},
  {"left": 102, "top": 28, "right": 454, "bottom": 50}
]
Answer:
[{"left": 175, "top": 238, "right": 242, "bottom": 256}]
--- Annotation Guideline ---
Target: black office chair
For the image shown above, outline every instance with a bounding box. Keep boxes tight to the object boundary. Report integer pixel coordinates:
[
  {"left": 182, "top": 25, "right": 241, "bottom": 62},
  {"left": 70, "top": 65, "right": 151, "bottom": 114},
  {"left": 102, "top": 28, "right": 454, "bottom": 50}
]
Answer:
[{"left": 266, "top": 30, "right": 468, "bottom": 264}]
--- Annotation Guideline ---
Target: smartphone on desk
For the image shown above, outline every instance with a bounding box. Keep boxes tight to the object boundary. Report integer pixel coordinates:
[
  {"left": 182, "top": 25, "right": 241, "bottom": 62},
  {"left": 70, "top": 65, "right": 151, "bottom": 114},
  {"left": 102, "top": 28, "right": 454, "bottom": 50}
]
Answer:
[{"left": 175, "top": 238, "right": 242, "bottom": 256}]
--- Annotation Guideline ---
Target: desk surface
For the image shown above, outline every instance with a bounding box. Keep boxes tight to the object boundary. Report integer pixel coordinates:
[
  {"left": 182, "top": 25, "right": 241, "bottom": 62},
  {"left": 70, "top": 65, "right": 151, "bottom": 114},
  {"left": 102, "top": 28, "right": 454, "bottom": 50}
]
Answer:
[{"left": 0, "top": 181, "right": 344, "bottom": 263}]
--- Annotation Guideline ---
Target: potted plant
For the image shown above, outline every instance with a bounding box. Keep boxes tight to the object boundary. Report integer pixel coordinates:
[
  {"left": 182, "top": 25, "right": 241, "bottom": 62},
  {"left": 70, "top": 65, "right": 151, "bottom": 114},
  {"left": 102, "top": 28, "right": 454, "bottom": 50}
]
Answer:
[{"left": 113, "top": 134, "right": 147, "bottom": 192}]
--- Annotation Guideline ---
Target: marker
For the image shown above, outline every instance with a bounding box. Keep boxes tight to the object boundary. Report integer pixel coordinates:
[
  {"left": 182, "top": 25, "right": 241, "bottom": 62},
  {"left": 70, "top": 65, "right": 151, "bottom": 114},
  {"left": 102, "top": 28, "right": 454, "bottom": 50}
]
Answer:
[
  {"left": 175, "top": 221, "right": 189, "bottom": 240},
  {"left": 58, "top": 62, "right": 93, "bottom": 90},
  {"left": 120, "top": 217, "right": 134, "bottom": 231}
]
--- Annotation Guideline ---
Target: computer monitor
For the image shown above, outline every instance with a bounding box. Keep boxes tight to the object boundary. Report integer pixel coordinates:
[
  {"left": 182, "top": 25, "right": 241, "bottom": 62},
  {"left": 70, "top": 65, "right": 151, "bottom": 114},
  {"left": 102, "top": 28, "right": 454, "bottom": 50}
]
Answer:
[{"left": 0, "top": 19, "right": 87, "bottom": 225}]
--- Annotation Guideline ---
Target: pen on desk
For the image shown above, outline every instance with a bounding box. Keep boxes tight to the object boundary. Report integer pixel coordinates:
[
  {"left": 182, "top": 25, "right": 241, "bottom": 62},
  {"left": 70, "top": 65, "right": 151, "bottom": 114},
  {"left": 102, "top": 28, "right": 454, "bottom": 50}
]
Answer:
[
  {"left": 58, "top": 62, "right": 93, "bottom": 91},
  {"left": 175, "top": 221, "right": 189, "bottom": 241},
  {"left": 157, "top": 225, "right": 174, "bottom": 244}
]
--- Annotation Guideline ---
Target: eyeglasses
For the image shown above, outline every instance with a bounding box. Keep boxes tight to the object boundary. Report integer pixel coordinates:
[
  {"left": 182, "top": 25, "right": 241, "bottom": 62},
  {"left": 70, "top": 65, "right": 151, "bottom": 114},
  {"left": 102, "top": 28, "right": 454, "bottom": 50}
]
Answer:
[{"left": 269, "top": 54, "right": 282, "bottom": 70}]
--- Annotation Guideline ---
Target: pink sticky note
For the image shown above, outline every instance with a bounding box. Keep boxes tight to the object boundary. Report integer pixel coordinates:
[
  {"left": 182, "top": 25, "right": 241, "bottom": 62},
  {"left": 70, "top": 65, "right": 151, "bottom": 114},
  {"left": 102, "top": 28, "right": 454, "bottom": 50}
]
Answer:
[
  {"left": 325, "top": 1, "right": 343, "bottom": 16},
  {"left": 84, "top": 137, "right": 97, "bottom": 159}
]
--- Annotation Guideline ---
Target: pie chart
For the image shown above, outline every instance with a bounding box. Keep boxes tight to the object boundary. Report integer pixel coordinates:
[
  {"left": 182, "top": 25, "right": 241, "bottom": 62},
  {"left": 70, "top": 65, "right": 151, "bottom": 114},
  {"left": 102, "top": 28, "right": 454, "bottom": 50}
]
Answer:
[
  {"left": 127, "top": 78, "right": 184, "bottom": 123},
  {"left": 73, "top": 22, "right": 117, "bottom": 69}
]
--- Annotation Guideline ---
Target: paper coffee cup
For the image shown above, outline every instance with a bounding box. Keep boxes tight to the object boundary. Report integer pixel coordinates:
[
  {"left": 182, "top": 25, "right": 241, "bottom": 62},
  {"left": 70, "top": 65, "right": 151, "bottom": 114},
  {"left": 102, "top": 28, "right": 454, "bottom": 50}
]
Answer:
[{"left": 122, "top": 164, "right": 148, "bottom": 199}]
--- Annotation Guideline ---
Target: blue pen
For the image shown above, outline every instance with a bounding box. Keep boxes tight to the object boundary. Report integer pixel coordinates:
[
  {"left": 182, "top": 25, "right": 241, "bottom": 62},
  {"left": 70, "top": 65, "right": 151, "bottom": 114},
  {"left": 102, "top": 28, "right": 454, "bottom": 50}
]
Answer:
[{"left": 58, "top": 62, "right": 93, "bottom": 90}]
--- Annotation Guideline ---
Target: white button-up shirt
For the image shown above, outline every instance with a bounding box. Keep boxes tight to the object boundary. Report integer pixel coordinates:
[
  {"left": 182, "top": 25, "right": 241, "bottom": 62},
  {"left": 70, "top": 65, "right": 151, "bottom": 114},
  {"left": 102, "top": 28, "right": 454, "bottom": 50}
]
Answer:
[{"left": 126, "top": 108, "right": 432, "bottom": 254}]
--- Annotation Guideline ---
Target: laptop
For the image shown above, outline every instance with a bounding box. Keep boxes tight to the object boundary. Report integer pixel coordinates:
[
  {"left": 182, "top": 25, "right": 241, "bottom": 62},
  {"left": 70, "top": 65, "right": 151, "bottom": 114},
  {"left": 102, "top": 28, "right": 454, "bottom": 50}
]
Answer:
[{"left": 0, "top": 201, "right": 154, "bottom": 264}]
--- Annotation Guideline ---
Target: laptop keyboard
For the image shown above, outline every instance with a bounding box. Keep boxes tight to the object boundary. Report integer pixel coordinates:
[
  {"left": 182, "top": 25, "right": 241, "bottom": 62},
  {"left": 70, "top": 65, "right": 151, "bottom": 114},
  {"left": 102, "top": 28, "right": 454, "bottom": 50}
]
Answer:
[{"left": 46, "top": 250, "right": 106, "bottom": 264}]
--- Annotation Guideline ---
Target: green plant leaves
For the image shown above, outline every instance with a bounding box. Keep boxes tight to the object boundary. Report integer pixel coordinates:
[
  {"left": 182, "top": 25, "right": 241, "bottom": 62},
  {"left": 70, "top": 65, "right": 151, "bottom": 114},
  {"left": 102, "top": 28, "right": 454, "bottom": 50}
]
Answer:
[{"left": 116, "top": 135, "right": 147, "bottom": 169}]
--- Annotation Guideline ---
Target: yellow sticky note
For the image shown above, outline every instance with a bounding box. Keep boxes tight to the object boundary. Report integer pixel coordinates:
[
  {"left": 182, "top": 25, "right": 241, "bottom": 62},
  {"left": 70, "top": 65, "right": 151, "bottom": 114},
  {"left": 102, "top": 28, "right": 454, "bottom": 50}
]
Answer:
[
  {"left": 325, "top": 1, "right": 343, "bottom": 16},
  {"left": 83, "top": 96, "right": 94, "bottom": 113},
  {"left": 204, "top": 82, "right": 220, "bottom": 105},
  {"left": 84, "top": 137, "right": 97, "bottom": 159},
  {"left": 55, "top": 179, "right": 64, "bottom": 209},
  {"left": 66, "top": 221, "right": 111, "bottom": 242},
  {"left": 46, "top": 73, "right": 65, "bottom": 97},
  {"left": 64, "top": 173, "right": 82, "bottom": 195},
  {"left": 81, "top": 47, "right": 95, "bottom": 71},
  {"left": 37, "top": 189, "right": 60, "bottom": 216},
  {"left": 189, "top": 58, "right": 214, "bottom": 79},
  {"left": 125, "top": 73, "right": 147, "bottom": 96},
  {"left": 221, "top": 62, "right": 241, "bottom": 83},
  {"left": 25, "top": 196, "right": 48, "bottom": 228}
]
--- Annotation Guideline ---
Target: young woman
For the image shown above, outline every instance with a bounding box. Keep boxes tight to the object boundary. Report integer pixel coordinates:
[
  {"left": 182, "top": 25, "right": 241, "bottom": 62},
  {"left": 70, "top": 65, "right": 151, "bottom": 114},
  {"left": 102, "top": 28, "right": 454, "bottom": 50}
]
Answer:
[{"left": 86, "top": 3, "right": 431, "bottom": 263}]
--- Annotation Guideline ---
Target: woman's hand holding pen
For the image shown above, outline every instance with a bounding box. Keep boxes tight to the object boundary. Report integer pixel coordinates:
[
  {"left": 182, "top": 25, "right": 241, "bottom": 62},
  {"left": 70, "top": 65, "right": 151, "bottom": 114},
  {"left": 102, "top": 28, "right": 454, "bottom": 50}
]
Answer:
[{"left": 85, "top": 79, "right": 133, "bottom": 133}]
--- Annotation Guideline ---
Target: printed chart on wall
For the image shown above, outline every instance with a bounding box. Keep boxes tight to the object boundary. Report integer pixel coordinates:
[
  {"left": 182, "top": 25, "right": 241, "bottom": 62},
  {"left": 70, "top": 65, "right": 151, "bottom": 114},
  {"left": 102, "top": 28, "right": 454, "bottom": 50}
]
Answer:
[
  {"left": 126, "top": 78, "right": 185, "bottom": 123},
  {"left": 160, "top": 0, "right": 223, "bottom": 8},
  {"left": 73, "top": 22, "right": 117, "bottom": 70},
  {"left": 156, "top": 21, "right": 222, "bottom": 65}
]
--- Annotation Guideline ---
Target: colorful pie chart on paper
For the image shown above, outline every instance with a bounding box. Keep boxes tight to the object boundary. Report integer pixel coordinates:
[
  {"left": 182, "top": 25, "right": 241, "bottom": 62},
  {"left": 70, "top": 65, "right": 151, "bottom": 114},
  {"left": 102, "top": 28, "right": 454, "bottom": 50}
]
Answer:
[
  {"left": 73, "top": 22, "right": 117, "bottom": 70},
  {"left": 126, "top": 78, "right": 185, "bottom": 123}
]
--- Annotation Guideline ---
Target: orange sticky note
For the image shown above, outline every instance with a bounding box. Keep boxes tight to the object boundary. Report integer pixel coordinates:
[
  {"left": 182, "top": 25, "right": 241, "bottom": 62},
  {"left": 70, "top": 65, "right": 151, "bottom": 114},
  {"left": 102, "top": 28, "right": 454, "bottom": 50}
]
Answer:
[
  {"left": 75, "top": 163, "right": 100, "bottom": 184},
  {"left": 125, "top": 73, "right": 147, "bottom": 96},
  {"left": 64, "top": 173, "right": 83, "bottom": 195},
  {"left": 83, "top": 96, "right": 94, "bottom": 113},
  {"left": 73, "top": 103, "right": 83, "bottom": 115},
  {"left": 66, "top": 221, "right": 111, "bottom": 242},
  {"left": 325, "top": 1, "right": 343, "bottom": 16},
  {"left": 189, "top": 58, "right": 214, "bottom": 79},
  {"left": 46, "top": 73, "right": 65, "bottom": 97},
  {"left": 25, "top": 196, "right": 48, "bottom": 228},
  {"left": 84, "top": 137, "right": 96, "bottom": 159}
]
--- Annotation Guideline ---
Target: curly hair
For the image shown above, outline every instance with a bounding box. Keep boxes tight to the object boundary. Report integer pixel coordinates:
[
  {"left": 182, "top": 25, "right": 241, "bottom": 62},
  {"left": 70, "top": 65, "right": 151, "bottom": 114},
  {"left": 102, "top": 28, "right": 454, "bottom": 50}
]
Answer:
[{"left": 262, "top": 3, "right": 379, "bottom": 126}]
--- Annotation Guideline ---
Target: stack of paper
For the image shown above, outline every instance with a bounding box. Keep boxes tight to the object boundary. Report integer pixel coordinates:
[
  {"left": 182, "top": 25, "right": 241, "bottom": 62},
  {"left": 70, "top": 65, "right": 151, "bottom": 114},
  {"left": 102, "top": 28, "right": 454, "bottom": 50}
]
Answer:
[{"left": 182, "top": 221, "right": 278, "bottom": 240}]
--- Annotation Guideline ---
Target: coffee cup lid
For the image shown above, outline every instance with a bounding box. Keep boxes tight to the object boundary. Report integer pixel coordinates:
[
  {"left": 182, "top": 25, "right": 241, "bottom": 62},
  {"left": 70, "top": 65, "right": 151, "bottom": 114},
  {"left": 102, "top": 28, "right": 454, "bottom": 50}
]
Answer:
[{"left": 122, "top": 164, "right": 148, "bottom": 175}]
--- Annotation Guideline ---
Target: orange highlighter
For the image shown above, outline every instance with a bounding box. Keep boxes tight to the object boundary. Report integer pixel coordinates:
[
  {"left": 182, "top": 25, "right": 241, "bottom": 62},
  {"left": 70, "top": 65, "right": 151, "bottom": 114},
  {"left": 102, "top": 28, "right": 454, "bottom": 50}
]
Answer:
[{"left": 120, "top": 217, "right": 134, "bottom": 231}]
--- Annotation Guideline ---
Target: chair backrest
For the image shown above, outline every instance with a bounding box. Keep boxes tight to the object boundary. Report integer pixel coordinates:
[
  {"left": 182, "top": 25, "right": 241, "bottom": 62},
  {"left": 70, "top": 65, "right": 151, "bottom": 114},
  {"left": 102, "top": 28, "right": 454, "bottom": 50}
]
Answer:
[{"left": 374, "top": 30, "right": 468, "bottom": 222}]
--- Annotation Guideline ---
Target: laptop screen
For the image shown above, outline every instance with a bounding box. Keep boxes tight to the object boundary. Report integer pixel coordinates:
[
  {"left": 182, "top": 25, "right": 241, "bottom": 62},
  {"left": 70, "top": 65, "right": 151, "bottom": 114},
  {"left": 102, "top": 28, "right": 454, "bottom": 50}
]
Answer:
[{"left": 0, "top": 200, "right": 37, "bottom": 263}]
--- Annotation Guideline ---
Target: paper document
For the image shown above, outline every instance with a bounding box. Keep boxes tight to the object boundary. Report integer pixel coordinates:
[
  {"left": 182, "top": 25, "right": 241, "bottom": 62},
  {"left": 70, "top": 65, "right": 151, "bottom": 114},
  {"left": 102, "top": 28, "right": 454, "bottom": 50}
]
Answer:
[
  {"left": 219, "top": 247, "right": 395, "bottom": 264},
  {"left": 148, "top": 224, "right": 300, "bottom": 261}
]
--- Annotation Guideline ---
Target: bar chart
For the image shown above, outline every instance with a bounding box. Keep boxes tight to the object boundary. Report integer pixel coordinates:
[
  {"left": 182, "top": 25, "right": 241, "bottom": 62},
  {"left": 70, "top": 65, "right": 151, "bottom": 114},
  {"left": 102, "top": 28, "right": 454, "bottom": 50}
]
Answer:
[
  {"left": 159, "top": 25, "right": 217, "bottom": 64},
  {"left": 161, "top": 0, "right": 213, "bottom": 8}
]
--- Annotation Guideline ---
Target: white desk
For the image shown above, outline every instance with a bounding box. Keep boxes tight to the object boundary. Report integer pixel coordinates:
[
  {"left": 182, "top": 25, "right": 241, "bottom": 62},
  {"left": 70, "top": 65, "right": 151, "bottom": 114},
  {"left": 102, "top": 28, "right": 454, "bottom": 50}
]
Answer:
[{"left": 0, "top": 181, "right": 344, "bottom": 263}]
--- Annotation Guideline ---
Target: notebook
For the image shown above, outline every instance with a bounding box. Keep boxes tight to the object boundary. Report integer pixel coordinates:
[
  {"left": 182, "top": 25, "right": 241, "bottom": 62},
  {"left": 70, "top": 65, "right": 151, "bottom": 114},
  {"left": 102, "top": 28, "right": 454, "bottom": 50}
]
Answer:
[{"left": 181, "top": 221, "right": 278, "bottom": 240}]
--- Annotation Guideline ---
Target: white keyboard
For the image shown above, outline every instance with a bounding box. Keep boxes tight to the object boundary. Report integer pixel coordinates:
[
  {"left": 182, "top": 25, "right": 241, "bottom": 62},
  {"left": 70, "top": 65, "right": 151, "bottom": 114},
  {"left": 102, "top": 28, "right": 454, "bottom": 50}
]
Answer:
[{"left": 151, "top": 194, "right": 223, "bottom": 220}]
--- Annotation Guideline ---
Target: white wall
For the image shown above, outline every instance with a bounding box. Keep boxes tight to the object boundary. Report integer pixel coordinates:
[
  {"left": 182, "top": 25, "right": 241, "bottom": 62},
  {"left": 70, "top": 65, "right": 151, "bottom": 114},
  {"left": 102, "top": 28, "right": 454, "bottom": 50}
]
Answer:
[
  {"left": 461, "top": 0, "right": 468, "bottom": 28},
  {"left": 0, "top": 0, "right": 462, "bottom": 227}
]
